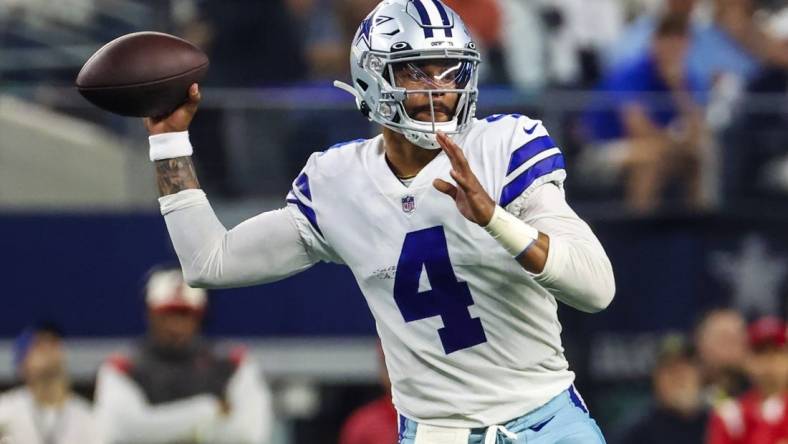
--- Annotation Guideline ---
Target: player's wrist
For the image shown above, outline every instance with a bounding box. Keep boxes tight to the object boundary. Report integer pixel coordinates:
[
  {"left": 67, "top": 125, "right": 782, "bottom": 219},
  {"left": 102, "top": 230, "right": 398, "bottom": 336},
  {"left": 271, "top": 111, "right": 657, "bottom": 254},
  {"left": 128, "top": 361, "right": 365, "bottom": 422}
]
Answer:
[
  {"left": 483, "top": 206, "right": 539, "bottom": 257},
  {"left": 149, "top": 130, "right": 193, "bottom": 161},
  {"left": 147, "top": 124, "right": 184, "bottom": 136},
  {"left": 476, "top": 199, "right": 496, "bottom": 226}
]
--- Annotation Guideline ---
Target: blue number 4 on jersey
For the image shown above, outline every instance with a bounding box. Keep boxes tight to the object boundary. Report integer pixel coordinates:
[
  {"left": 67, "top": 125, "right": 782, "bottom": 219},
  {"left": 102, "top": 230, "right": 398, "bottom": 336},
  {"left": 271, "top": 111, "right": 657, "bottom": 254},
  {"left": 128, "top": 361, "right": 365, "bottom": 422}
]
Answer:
[{"left": 394, "top": 226, "right": 488, "bottom": 354}]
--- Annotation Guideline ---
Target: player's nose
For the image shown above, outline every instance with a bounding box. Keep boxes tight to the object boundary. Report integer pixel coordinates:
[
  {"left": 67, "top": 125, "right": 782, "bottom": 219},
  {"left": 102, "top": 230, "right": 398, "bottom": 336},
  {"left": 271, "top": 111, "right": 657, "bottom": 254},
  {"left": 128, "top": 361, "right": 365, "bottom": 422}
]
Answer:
[{"left": 429, "top": 87, "right": 446, "bottom": 97}]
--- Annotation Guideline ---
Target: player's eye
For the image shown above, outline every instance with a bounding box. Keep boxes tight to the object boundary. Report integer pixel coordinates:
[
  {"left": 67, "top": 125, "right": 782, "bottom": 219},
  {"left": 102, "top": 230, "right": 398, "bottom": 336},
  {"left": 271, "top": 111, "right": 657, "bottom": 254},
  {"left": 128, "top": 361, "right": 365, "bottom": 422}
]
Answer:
[
  {"left": 406, "top": 65, "right": 424, "bottom": 82},
  {"left": 391, "top": 60, "right": 472, "bottom": 90},
  {"left": 450, "top": 61, "right": 473, "bottom": 88},
  {"left": 433, "top": 62, "right": 461, "bottom": 83}
]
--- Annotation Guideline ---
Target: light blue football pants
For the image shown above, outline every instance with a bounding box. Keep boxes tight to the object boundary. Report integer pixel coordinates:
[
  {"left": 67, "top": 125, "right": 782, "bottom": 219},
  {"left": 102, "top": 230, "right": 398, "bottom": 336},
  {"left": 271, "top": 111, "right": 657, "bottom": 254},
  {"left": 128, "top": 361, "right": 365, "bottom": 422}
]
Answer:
[{"left": 397, "top": 385, "right": 606, "bottom": 444}]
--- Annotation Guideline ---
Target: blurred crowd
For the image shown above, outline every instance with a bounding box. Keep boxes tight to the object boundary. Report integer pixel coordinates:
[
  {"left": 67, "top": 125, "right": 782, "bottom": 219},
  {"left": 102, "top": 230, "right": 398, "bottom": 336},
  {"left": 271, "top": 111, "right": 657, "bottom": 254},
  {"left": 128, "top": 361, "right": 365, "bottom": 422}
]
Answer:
[
  {"left": 189, "top": 0, "right": 788, "bottom": 211},
  {"left": 5, "top": 0, "right": 786, "bottom": 95},
  {"left": 159, "top": 0, "right": 788, "bottom": 89},
  {"left": 335, "top": 309, "right": 788, "bottom": 444},
  {"left": 2, "top": 294, "right": 786, "bottom": 444},
  {"left": 0, "top": 268, "right": 273, "bottom": 444},
  {"left": 177, "top": 0, "right": 788, "bottom": 211},
  {"left": 2, "top": 0, "right": 788, "bottom": 211},
  {"left": 611, "top": 310, "right": 788, "bottom": 444}
]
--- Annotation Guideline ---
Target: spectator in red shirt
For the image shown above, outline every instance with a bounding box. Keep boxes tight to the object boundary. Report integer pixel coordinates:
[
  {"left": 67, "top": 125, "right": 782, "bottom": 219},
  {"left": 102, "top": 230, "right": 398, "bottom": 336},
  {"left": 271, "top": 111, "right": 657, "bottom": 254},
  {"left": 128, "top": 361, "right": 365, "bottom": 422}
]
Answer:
[
  {"left": 707, "top": 316, "right": 788, "bottom": 444},
  {"left": 339, "top": 346, "right": 397, "bottom": 444}
]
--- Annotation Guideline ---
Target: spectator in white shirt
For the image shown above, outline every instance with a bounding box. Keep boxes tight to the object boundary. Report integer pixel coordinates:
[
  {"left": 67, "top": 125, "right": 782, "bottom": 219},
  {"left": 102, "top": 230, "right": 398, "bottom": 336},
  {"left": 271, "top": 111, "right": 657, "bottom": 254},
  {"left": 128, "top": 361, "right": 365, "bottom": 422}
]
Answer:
[
  {"left": 94, "top": 267, "right": 272, "bottom": 444},
  {"left": 0, "top": 323, "right": 103, "bottom": 444}
]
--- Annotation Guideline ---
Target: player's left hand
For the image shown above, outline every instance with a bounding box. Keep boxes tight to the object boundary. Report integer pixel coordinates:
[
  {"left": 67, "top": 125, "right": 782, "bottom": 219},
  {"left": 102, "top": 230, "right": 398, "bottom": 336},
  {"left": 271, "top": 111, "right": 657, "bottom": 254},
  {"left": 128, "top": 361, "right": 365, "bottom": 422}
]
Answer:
[{"left": 433, "top": 132, "right": 496, "bottom": 226}]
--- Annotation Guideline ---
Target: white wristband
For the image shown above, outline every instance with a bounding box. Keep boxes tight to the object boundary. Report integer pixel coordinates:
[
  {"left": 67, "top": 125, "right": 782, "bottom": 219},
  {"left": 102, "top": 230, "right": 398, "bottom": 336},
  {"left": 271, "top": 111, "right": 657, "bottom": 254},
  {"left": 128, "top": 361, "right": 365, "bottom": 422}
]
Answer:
[
  {"left": 149, "top": 131, "right": 193, "bottom": 161},
  {"left": 483, "top": 206, "right": 539, "bottom": 257}
]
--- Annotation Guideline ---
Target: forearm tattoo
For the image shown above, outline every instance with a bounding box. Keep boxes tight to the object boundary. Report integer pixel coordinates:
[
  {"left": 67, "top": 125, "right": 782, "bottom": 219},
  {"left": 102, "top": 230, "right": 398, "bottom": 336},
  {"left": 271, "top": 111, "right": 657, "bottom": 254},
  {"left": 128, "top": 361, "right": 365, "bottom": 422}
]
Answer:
[{"left": 155, "top": 157, "right": 201, "bottom": 196}]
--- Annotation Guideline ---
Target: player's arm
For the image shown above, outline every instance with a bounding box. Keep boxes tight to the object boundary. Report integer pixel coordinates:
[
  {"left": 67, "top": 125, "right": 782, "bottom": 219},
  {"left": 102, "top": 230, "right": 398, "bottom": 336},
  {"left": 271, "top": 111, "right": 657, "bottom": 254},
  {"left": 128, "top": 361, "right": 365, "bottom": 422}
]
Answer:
[
  {"left": 145, "top": 84, "right": 318, "bottom": 288},
  {"left": 144, "top": 84, "right": 203, "bottom": 196},
  {"left": 433, "top": 132, "right": 614, "bottom": 313},
  {"left": 155, "top": 156, "right": 200, "bottom": 196},
  {"left": 513, "top": 183, "right": 615, "bottom": 313}
]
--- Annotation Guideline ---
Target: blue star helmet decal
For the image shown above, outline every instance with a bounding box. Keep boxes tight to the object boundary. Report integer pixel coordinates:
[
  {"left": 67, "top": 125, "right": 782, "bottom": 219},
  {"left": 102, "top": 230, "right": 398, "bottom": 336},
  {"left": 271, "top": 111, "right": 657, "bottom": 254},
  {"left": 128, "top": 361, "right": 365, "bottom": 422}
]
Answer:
[
  {"left": 356, "top": 14, "right": 374, "bottom": 48},
  {"left": 375, "top": 15, "right": 394, "bottom": 26},
  {"left": 356, "top": 14, "right": 396, "bottom": 48}
]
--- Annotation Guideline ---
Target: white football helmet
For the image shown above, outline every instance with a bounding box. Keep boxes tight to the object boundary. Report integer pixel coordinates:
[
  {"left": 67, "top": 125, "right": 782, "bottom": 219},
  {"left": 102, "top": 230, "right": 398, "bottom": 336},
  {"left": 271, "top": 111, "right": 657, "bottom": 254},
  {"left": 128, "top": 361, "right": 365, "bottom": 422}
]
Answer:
[{"left": 334, "top": 0, "right": 481, "bottom": 150}]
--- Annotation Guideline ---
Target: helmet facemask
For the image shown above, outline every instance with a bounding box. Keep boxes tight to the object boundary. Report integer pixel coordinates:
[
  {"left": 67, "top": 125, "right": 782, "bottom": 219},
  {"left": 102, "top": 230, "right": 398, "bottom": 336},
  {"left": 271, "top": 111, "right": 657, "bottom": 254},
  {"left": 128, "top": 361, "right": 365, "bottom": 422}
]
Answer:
[{"left": 360, "top": 49, "right": 480, "bottom": 150}]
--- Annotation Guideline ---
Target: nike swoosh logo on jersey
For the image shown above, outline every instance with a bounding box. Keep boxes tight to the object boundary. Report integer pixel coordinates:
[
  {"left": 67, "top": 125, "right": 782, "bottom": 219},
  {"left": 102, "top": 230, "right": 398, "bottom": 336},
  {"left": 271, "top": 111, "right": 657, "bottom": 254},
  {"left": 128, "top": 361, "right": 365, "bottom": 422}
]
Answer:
[
  {"left": 528, "top": 415, "right": 555, "bottom": 432},
  {"left": 524, "top": 123, "right": 539, "bottom": 135}
]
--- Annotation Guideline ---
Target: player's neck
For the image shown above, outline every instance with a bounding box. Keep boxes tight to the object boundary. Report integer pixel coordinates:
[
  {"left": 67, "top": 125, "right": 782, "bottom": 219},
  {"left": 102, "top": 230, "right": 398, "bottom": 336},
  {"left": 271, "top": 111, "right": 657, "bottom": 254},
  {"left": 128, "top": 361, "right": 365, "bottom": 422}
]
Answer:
[{"left": 382, "top": 127, "right": 440, "bottom": 179}]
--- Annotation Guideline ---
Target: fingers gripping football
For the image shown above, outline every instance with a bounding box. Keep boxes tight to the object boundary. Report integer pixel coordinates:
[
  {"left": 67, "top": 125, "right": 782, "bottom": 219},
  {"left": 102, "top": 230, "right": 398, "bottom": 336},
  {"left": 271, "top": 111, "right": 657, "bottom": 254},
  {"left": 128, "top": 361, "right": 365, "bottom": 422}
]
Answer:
[
  {"left": 144, "top": 83, "right": 202, "bottom": 136},
  {"left": 433, "top": 132, "right": 496, "bottom": 226}
]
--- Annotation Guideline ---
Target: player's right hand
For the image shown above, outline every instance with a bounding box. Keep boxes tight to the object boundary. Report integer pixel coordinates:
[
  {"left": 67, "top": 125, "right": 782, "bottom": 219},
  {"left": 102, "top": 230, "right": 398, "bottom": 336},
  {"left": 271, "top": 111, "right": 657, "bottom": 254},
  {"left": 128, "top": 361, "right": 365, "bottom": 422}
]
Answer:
[
  {"left": 433, "top": 132, "right": 496, "bottom": 226},
  {"left": 144, "top": 83, "right": 201, "bottom": 135}
]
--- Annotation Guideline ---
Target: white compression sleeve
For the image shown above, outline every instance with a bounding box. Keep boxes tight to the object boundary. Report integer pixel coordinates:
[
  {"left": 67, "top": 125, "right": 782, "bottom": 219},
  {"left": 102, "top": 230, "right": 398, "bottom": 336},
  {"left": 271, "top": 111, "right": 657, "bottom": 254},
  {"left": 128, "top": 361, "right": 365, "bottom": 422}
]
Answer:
[
  {"left": 160, "top": 189, "right": 318, "bottom": 288},
  {"left": 512, "top": 184, "right": 616, "bottom": 313}
]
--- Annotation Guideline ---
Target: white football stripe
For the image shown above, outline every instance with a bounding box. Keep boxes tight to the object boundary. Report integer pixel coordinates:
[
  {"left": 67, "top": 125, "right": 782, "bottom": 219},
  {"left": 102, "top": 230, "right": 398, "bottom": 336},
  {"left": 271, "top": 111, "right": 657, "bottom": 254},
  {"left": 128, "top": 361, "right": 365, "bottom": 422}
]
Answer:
[
  {"left": 291, "top": 186, "right": 313, "bottom": 206},
  {"left": 503, "top": 147, "right": 562, "bottom": 186}
]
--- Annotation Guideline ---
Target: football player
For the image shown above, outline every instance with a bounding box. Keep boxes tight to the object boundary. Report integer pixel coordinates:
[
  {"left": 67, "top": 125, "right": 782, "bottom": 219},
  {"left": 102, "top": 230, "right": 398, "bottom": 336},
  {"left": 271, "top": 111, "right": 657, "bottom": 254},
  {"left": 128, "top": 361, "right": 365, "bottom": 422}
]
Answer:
[{"left": 144, "top": 1, "right": 615, "bottom": 442}]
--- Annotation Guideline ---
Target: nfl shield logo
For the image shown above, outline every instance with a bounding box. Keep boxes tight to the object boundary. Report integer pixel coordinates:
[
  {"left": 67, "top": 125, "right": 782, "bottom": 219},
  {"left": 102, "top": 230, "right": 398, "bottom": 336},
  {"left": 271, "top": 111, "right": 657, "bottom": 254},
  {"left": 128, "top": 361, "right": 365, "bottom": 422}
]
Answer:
[{"left": 401, "top": 195, "right": 415, "bottom": 213}]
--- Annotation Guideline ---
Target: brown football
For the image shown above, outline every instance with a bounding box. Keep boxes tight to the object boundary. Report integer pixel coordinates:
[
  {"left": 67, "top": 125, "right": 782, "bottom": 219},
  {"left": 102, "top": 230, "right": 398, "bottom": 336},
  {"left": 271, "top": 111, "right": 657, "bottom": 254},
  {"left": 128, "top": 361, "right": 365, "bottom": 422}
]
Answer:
[{"left": 76, "top": 32, "right": 209, "bottom": 117}]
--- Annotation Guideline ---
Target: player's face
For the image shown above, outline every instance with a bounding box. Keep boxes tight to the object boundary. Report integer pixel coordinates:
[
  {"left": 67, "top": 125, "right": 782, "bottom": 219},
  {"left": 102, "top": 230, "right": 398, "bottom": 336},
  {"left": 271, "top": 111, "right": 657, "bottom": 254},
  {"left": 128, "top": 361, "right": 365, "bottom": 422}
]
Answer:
[{"left": 392, "top": 59, "right": 468, "bottom": 122}]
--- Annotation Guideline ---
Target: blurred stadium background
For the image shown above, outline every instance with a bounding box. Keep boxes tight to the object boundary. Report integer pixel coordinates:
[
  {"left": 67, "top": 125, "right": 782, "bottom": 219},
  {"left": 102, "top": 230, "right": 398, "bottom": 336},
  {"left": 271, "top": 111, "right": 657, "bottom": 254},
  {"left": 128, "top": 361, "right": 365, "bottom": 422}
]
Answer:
[{"left": 1, "top": 0, "right": 788, "bottom": 443}]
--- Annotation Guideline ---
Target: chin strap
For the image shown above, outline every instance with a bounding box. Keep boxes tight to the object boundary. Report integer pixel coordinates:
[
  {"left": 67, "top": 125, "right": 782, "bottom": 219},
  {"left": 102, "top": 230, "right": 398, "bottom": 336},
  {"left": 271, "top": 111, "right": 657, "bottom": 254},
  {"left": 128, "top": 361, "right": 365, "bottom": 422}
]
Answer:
[{"left": 405, "top": 131, "right": 441, "bottom": 150}]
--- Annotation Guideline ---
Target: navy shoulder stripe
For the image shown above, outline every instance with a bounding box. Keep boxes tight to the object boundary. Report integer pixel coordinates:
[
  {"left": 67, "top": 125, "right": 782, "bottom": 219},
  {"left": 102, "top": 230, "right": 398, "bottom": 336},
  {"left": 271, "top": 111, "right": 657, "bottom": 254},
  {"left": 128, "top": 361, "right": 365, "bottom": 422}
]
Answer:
[
  {"left": 484, "top": 113, "right": 523, "bottom": 123},
  {"left": 286, "top": 196, "right": 322, "bottom": 236},
  {"left": 507, "top": 136, "right": 557, "bottom": 176},
  {"left": 499, "top": 154, "right": 565, "bottom": 207},
  {"left": 294, "top": 173, "right": 312, "bottom": 201}
]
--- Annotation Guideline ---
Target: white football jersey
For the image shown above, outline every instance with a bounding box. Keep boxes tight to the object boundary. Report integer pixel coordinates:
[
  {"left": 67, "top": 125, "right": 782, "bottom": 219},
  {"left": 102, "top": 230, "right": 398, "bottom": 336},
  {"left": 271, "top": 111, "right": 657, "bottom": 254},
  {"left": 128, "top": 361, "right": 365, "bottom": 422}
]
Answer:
[{"left": 286, "top": 115, "right": 575, "bottom": 427}]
